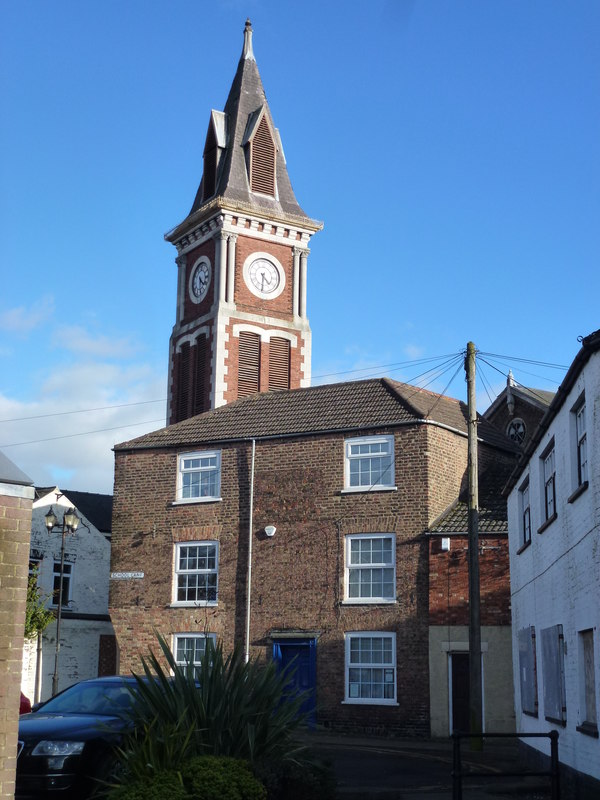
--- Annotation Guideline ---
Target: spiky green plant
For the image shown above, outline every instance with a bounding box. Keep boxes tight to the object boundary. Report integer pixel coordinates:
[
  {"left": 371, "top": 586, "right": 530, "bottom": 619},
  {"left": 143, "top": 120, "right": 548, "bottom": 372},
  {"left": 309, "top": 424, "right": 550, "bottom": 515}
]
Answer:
[{"left": 115, "top": 633, "right": 308, "bottom": 780}]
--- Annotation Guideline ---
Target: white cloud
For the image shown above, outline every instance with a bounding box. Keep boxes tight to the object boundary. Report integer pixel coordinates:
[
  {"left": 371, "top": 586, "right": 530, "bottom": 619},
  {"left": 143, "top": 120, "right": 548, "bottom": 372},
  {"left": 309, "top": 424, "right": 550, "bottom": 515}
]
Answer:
[
  {"left": 0, "top": 361, "right": 166, "bottom": 495},
  {"left": 0, "top": 296, "right": 55, "bottom": 335},
  {"left": 52, "top": 325, "right": 141, "bottom": 358},
  {"left": 403, "top": 343, "right": 425, "bottom": 360}
]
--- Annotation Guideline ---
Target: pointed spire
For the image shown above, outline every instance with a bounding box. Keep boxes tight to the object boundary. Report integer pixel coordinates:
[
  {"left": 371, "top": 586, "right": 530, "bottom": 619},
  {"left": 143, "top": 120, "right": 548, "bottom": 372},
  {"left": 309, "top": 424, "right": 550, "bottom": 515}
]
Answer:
[{"left": 242, "top": 18, "right": 255, "bottom": 61}]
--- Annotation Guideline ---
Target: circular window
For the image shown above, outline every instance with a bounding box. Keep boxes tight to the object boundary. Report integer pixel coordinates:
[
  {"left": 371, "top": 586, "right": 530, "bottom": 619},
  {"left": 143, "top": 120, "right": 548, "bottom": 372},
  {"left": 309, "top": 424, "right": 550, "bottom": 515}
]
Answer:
[{"left": 506, "top": 418, "right": 526, "bottom": 445}]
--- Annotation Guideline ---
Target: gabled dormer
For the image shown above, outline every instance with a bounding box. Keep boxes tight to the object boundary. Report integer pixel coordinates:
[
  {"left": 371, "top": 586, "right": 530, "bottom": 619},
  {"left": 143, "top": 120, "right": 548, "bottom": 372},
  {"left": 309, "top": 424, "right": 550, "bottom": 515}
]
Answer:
[
  {"left": 201, "top": 110, "right": 226, "bottom": 202},
  {"left": 243, "top": 106, "right": 277, "bottom": 197}
]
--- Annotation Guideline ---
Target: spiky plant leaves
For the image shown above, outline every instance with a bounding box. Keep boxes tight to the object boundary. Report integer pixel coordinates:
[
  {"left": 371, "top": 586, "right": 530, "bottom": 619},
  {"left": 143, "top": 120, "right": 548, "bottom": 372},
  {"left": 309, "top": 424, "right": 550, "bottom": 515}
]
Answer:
[{"left": 121, "top": 633, "right": 308, "bottom": 772}]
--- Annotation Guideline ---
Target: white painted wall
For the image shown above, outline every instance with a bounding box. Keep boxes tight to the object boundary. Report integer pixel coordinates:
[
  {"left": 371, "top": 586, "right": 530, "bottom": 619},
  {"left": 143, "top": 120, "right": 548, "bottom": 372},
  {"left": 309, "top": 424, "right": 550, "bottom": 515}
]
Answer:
[
  {"left": 507, "top": 351, "right": 599, "bottom": 780},
  {"left": 22, "top": 489, "right": 114, "bottom": 701}
]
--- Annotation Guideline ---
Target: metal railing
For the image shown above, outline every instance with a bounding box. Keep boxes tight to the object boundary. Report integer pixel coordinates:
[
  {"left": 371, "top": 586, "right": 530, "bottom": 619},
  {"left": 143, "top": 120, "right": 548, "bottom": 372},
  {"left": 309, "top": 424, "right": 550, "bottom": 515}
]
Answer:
[{"left": 452, "top": 730, "right": 559, "bottom": 800}]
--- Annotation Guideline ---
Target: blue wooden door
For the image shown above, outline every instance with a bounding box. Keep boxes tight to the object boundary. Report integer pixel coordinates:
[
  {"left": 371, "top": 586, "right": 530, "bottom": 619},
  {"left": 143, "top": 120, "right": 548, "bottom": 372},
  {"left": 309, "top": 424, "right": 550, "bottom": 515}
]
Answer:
[{"left": 272, "top": 638, "right": 316, "bottom": 726}]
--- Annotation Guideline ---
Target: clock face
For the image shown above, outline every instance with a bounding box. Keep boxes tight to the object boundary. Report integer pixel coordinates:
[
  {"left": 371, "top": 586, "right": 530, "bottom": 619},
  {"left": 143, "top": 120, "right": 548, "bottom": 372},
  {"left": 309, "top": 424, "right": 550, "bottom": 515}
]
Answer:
[
  {"left": 248, "top": 257, "right": 280, "bottom": 295},
  {"left": 190, "top": 260, "right": 211, "bottom": 302}
]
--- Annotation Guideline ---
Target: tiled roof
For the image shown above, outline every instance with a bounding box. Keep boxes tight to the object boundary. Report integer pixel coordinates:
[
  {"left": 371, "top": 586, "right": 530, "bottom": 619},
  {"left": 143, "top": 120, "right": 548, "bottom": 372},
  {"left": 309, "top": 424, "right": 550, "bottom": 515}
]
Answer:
[
  {"left": 516, "top": 387, "right": 555, "bottom": 407},
  {"left": 115, "top": 378, "right": 519, "bottom": 454},
  {"left": 428, "top": 457, "right": 515, "bottom": 534}
]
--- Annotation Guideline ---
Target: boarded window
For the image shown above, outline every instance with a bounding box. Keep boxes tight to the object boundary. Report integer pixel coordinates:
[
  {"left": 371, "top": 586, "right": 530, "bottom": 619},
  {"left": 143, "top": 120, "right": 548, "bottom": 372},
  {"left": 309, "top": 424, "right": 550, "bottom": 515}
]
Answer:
[
  {"left": 176, "top": 342, "right": 191, "bottom": 422},
  {"left": 193, "top": 336, "right": 208, "bottom": 415},
  {"left": 541, "top": 624, "right": 566, "bottom": 724},
  {"left": 518, "top": 626, "right": 538, "bottom": 716},
  {"left": 250, "top": 116, "right": 275, "bottom": 195},
  {"left": 238, "top": 331, "right": 260, "bottom": 397},
  {"left": 268, "top": 337, "right": 290, "bottom": 391}
]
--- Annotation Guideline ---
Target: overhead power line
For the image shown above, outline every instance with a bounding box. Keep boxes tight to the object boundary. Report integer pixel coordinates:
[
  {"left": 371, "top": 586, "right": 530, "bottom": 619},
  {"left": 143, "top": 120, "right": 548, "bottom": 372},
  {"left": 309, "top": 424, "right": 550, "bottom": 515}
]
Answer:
[{"left": 0, "top": 418, "right": 165, "bottom": 449}]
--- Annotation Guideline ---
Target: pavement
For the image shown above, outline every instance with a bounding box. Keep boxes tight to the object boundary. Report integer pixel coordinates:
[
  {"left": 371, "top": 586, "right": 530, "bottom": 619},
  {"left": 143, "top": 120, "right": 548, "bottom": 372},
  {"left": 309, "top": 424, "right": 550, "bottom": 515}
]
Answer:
[{"left": 302, "top": 730, "right": 553, "bottom": 800}]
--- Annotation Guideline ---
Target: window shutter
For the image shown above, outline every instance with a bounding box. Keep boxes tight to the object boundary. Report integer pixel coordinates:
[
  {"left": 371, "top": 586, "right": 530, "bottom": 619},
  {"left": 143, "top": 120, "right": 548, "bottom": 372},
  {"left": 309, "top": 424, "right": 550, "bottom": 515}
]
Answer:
[
  {"left": 238, "top": 331, "right": 260, "bottom": 397},
  {"left": 250, "top": 116, "right": 275, "bottom": 195},
  {"left": 268, "top": 337, "right": 290, "bottom": 391},
  {"left": 177, "top": 342, "right": 191, "bottom": 421},
  {"left": 193, "top": 336, "right": 208, "bottom": 415}
]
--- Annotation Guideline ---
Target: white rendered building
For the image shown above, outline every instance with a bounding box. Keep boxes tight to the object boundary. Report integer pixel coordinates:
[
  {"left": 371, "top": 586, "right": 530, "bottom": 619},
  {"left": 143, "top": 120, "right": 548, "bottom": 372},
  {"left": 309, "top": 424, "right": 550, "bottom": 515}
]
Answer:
[
  {"left": 23, "top": 487, "right": 115, "bottom": 702},
  {"left": 506, "top": 329, "right": 599, "bottom": 797}
]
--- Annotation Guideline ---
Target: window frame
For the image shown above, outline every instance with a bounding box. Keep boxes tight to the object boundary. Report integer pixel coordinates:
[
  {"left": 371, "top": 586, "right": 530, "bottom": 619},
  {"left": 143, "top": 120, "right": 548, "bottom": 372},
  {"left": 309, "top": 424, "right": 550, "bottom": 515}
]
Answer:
[
  {"left": 540, "top": 624, "right": 567, "bottom": 725},
  {"left": 575, "top": 400, "right": 587, "bottom": 487},
  {"left": 172, "top": 541, "right": 219, "bottom": 607},
  {"left": 344, "top": 631, "right": 397, "bottom": 706},
  {"left": 343, "top": 435, "right": 396, "bottom": 493},
  {"left": 577, "top": 629, "right": 598, "bottom": 736},
  {"left": 517, "top": 626, "right": 538, "bottom": 717},
  {"left": 175, "top": 450, "right": 222, "bottom": 504},
  {"left": 344, "top": 534, "right": 396, "bottom": 604},
  {"left": 173, "top": 633, "right": 217, "bottom": 676},
  {"left": 540, "top": 442, "right": 556, "bottom": 524},
  {"left": 52, "top": 561, "right": 73, "bottom": 607},
  {"left": 518, "top": 477, "right": 531, "bottom": 550}
]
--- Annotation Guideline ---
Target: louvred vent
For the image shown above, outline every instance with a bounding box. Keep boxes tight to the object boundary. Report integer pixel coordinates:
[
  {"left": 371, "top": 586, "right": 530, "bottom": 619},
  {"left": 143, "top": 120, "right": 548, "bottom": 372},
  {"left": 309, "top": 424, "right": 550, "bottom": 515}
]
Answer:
[
  {"left": 238, "top": 331, "right": 260, "bottom": 397},
  {"left": 193, "top": 336, "right": 208, "bottom": 415},
  {"left": 268, "top": 337, "right": 290, "bottom": 391},
  {"left": 203, "top": 123, "right": 218, "bottom": 200},
  {"left": 250, "top": 116, "right": 275, "bottom": 195},
  {"left": 176, "top": 342, "right": 191, "bottom": 422}
]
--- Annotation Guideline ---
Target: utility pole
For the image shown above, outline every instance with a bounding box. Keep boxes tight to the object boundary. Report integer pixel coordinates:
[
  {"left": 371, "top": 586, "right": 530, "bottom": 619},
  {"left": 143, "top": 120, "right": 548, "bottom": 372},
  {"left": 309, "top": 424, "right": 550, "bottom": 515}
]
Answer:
[{"left": 465, "top": 341, "right": 482, "bottom": 746}]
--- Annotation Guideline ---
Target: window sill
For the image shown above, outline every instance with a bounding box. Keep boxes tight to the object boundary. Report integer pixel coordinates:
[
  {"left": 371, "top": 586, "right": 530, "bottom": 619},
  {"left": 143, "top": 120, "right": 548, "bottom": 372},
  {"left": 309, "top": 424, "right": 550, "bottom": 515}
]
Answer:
[
  {"left": 341, "top": 599, "right": 397, "bottom": 606},
  {"left": 568, "top": 481, "right": 588, "bottom": 504},
  {"left": 522, "top": 709, "right": 538, "bottom": 718},
  {"left": 516, "top": 539, "right": 532, "bottom": 555},
  {"left": 342, "top": 699, "right": 398, "bottom": 707},
  {"left": 340, "top": 486, "right": 397, "bottom": 495},
  {"left": 169, "top": 601, "right": 218, "bottom": 608},
  {"left": 170, "top": 497, "right": 222, "bottom": 506},
  {"left": 576, "top": 722, "right": 599, "bottom": 738},
  {"left": 537, "top": 513, "right": 557, "bottom": 535}
]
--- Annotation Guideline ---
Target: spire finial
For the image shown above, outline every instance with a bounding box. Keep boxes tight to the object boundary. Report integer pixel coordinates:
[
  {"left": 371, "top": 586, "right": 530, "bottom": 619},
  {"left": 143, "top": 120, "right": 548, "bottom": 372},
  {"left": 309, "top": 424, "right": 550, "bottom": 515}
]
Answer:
[{"left": 243, "top": 19, "right": 255, "bottom": 61}]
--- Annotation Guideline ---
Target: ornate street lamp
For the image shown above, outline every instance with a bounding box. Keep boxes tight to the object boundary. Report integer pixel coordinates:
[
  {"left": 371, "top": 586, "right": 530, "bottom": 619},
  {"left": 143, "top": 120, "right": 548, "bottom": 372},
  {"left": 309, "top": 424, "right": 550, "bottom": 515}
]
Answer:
[{"left": 44, "top": 505, "right": 80, "bottom": 696}]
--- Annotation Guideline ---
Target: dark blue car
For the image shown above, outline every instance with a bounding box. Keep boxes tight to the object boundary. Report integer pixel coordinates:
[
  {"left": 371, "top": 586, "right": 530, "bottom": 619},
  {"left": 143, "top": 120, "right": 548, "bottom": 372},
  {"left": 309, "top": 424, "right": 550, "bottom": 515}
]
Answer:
[{"left": 16, "top": 676, "right": 137, "bottom": 799}]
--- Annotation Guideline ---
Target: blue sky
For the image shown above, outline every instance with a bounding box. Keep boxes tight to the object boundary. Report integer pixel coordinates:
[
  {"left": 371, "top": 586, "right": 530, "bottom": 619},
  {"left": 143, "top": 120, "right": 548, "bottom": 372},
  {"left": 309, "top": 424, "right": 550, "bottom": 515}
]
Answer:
[{"left": 1, "top": 0, "right": 598, "bottom": 493}]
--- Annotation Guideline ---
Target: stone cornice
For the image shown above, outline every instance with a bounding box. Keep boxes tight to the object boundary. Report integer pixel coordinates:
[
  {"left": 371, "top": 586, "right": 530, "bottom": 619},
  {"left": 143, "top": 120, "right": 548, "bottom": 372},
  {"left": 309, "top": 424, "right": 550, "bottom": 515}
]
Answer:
[{"left": 165, "top": 198, "right": 322, "bottom": 255}]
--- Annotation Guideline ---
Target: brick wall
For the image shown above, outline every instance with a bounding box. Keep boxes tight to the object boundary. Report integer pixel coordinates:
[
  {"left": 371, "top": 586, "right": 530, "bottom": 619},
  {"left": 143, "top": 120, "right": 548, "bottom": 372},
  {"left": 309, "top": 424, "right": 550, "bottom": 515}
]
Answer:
[
  {"left": 0, "top": 485, "right": 33, "bottom": 799},
  {"left": 110, "top": 422, "right": 504, "bottom": 736},
  {"left": 428, "top": 534, "right": 511, "bottom": 626}
]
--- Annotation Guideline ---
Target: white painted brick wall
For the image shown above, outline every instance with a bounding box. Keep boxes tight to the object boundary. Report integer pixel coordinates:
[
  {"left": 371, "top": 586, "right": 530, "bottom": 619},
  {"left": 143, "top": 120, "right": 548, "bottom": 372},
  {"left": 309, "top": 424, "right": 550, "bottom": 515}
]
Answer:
[
  {"left": 508, "top": 350, "right": 599, "bottom": 779},
  {"left": 22, "top": 500, "right": 113, "bottom": 701}
]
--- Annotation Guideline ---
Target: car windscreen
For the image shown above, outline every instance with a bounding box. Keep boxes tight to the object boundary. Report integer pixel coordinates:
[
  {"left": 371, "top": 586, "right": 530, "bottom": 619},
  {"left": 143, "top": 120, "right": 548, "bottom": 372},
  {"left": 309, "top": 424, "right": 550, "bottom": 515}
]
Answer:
[{"left": 37, "top": 682, "right": 134, "bottom": 717}]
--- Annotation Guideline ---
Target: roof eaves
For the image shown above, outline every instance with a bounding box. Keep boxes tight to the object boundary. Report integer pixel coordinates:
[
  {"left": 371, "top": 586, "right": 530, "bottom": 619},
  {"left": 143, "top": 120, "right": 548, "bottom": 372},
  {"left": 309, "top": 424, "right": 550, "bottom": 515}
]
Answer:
[{"left": 503, "top": 330, "right": 600, "bottom": 495}]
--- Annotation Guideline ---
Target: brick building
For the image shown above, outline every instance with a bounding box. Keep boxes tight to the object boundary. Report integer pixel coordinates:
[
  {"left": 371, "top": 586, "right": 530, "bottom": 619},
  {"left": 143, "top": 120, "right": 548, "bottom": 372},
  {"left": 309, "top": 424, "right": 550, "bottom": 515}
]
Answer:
[
  {"left": 0, "top": 450, "right": 34, "bottom": 799},
  {"left": 164, "top": 19, "right": 321, "bottom": 426},
  {"left": 110, "top": 378, "right": 518, "bottom": 735},
  {"left": 484, "top": 370, "right": 554, "bottom": 449},
  {"left": 427, "top": 453, "right": 516, "bottom": 735}
]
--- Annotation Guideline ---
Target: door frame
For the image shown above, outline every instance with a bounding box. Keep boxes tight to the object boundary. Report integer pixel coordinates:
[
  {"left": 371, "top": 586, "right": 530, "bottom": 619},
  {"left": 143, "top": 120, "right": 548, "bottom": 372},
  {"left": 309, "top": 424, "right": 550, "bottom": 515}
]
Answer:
[
  {"left": 448, "top": 649, "right": 485, "bottom": 735},
  {"left": 272, "top": 636, "right": 317, "bottom": 725}
]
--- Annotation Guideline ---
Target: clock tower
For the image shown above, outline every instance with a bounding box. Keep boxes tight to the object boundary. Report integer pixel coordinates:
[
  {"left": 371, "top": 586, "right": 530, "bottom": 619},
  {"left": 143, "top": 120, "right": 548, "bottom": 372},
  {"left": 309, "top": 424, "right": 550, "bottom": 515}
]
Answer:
[{"left": 165, "top": 20, "right": 322, "bottom": 425}]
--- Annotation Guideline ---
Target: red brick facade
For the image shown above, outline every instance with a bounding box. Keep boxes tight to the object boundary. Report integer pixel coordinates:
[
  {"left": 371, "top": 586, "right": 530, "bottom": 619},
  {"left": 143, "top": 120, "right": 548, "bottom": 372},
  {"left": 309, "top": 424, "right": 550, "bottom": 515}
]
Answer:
[
  {"left": 428, "top": 534, "right": 511, "bottom": 626},
  {"left": 110, "top": 418, "right": 512, "bottom": 736}
]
